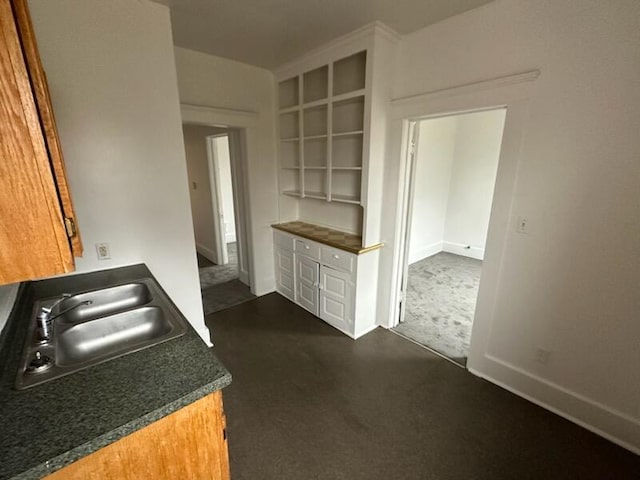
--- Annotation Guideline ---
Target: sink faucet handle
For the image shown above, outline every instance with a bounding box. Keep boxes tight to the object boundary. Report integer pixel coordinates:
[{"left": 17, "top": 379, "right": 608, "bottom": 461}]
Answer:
[
  {"left": 41, "top": 293, "right": 72, "bottom": 315},
  {"left": 48, "top": 300, "right": 93, "bottom": 321}
]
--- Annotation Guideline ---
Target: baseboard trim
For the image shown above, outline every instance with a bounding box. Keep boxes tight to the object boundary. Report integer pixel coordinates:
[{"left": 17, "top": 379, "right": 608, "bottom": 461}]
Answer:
[
  {"left": 408, "top": 242, "right": 442, "bottom": 264},
  {"left": 469, "top": 354, "right": 640, "bottom": 455},
  {"left": 253, "top": 276, "right": 276, "bottom": 297},
  {"left": 196, "top": 243, "right": 216, "bottom": 263},
  {"left": 353, "top": 323, "right": 379, "bottom": 339},
  {"left": 442, "top": 241, "right": 484, "bottom": 260}
]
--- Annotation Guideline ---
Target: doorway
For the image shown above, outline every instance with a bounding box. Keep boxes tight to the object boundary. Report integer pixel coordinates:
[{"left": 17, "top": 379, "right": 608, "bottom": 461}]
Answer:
[
  {"left": 182, "top": 124, "right": 255, "bottom": 315},
  {"left": 392, "top": 108, "right": 506, "bottom": 366}
]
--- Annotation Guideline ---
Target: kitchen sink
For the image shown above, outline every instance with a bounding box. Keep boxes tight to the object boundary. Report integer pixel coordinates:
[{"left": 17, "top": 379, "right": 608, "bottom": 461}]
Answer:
[
  {"left": 15, "top": 278, "right": 187, "bottom": 390},
  {"left": 56, "top": 306, "right": 173, "bottom": 366},
  {"left": 55, "top": 282, "right": 152, "bottom": 325}
]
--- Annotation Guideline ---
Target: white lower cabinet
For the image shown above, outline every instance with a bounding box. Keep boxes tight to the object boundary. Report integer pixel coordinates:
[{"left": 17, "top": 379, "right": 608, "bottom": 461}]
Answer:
[
  {"left": 274, "top": 247, "right": 294, "bottom": 301},
  {"left": 319, "top": 266, "right": 351, "bottom": 332},
  {"left": 273, "top": 229, "right": 379, "bottom": 339},
  {"left": 295, "top": 255, "right": 319, "bottom": 315}
]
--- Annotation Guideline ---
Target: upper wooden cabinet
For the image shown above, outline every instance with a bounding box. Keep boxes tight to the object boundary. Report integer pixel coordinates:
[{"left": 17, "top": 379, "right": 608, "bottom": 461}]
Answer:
[{"left": 0, "top": 0, "right": 82, "bottom": 285}]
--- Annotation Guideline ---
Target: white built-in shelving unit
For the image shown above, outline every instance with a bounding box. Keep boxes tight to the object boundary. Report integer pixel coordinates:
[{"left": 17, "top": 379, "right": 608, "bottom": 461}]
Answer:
[
  {"left": 276, "top": 22, "right": 398, "bottom": 246},
  {"left": 278, "top": 50, "right": 366, "bottom": 205}
]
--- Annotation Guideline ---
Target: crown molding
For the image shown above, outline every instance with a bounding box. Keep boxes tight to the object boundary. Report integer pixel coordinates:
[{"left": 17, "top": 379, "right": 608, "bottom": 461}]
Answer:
[
  {"left": 391, "top": 70, "right": 541, "bottom": 106},
  {"left": 273, "top": 21, "right": 400, "bottom": 78}
]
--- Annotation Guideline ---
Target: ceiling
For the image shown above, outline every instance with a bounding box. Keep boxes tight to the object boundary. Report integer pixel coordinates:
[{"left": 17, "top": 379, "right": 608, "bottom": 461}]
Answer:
[{"left": 152, "top": 0, "right": 494, "bottom": 69}]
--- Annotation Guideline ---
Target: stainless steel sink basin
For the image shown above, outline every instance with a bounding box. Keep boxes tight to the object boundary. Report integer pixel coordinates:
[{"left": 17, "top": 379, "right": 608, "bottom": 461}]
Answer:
[
  {"left": 56, "top": 306, "right": 173, "bottom": 366},
  {"left": 56, "top": 283, "right": 152, "bottom": 325},
  {"left": 15, "top": 278, "right": 187, "bottom": 390}
]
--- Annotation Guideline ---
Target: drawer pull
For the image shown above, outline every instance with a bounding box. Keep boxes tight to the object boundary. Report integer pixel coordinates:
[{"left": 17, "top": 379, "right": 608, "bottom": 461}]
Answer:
[
  {"left": 333, "top": 254, "right": 340, "bottom": 259},
  {"left": 305, "top": 245, "right": 310, "bottom": 249}
]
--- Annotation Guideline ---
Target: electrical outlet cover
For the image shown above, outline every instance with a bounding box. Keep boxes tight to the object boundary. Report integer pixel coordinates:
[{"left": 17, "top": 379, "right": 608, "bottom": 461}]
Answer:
[{"left": 95, "top": 243, "right": 111, "bottom": 260}]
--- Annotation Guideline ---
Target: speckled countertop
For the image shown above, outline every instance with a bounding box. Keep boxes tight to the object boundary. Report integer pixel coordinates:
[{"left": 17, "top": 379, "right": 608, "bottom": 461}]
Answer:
[
  {"left": 0, "top": 264, "right": 231, "bottom": 480},
  {"left": 272, "top": 221, "right": 383, "bottom": 254}
]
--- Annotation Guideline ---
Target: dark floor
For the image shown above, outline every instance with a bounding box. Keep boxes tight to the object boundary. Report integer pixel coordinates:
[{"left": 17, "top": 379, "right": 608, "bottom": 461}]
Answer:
[
  {"left": 197, "top": 252, "right": 214, "bottom": 268},
  {"left": 207, "top": 294, "right": 640, "bottom": 480}
]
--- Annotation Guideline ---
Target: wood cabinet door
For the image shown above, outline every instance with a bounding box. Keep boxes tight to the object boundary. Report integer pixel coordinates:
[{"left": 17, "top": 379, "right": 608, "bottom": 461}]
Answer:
[
  {"left": 274, "top": 247, "right": 295, "bottom": 301},
  {"left": 44, "top": 391, "right": 230, "bottom": 480},
  {"left": 12, "top": 0, "right": 83, "bottom": 256},
  {"left": 295, "top": 254, "right": 319, "bottom": 315},
  {"left": 0, "top": 0, "right": 75, "bottom": 284},
  {"left": 319, "top": 265, "right": 352, "bottom": 332}
]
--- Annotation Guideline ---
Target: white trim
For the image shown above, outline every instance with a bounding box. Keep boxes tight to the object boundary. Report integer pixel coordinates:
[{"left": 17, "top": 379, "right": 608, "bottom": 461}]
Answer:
[
  {"left": 470, "top": 356, "right": 640, "bottom": 455},
  {"left": 353, "top": 323, "right": 379, "bottom": 340},
  {"left": 274, "top": 21, "right": 400, "bottom": 79},
  {"left": 391, "top": 70, "right": 541, "bottom": 107},
  {"left": 254, "top": 277, "right": 276, "bottom": 297},
  {"left": 181, "top": 104, "right": 256, "bottom": 294},
  {"left": 181, "top": 103, "right": 258, "bottom": 121},
  {"left": 195, "top": 243, "right": 216, "bottom": 264},
  {"left": 407, "top": 241, "right": 442, "bottom": 265},
  {"left": 442, "top": 241, "right": 484, "bottom": 260}
]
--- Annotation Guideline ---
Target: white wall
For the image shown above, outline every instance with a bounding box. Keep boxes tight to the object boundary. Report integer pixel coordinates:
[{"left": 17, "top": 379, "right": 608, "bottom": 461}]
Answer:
[
  {"left": 29, "top": 0, "right": 211, "bottom": 345},
  {"left": 0, "top": 284, "right": 19, "bottom": 338},
  {"left": 183, "top": 124, "right": 218, "bottom": 260},
  {"left": 442, "top": 109, "right": 505, "bottom": 259},
  {"left": 407, "top": 117, "right": 457, "bottom": 264},
  {"left": 213, "top": 137, "right": 237, "bottom": 244},
  {"left": 174, "top": 47, "right": 278, "bottom": 295},
  {"left": 379, "top": 0, "right": 640, "bottom": 451},
  {"left": 298, "top": 201, "right": 362, "bottom": 235}
]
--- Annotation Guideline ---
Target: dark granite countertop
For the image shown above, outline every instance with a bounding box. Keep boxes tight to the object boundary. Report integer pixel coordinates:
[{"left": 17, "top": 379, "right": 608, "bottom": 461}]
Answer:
[{"left": 0, "top": 264, "right": 231, "bottom": 480}]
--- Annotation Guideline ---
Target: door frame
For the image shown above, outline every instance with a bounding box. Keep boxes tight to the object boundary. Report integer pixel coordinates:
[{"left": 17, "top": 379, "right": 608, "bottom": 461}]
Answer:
[
  {"left": 397, "top": 107, "right": 506, "bottom": 330},
  {"left": 181, "top": 104, "right": 255, "bottom": 290},
  {"left": 384, "top": 70, "right": 540, "bottom": 370}
]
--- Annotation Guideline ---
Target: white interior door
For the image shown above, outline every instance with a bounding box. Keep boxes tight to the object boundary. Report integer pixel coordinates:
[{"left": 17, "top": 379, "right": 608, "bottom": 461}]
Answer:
[
  {"left": 295, "top": 255, "right": 319, "bottom": 315},
  {"left": 206, "top": 135, "right": 229, "bottom": 265}
]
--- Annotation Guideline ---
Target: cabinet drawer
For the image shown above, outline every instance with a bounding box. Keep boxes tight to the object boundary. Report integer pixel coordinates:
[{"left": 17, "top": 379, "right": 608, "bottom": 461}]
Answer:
[
  {"left": 274, "top": 230, "right": 294, "bottom": 250},
  {"left": 320, "top": 246, "right": 354, "bottom": 273},
  {"left": 294, "top": 238, "right": 320, "bottom": 260}
]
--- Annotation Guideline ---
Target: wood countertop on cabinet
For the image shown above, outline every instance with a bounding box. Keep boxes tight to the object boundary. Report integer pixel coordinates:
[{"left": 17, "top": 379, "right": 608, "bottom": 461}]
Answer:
[{"left": 272, "top": 221, "right": 383, "bottom": 255}]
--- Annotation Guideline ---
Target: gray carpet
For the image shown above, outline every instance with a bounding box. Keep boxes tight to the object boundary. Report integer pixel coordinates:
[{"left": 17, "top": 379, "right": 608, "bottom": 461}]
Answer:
[
  {"left": 198, "top": 243, "right": 256, "bottom": 315},
  {"left": 393, "top": 252, "right": 482, "bottom": 365},
  {"left": 208, "top": 294, "right": 640, "bottom": 480},
  {"left": 199, "top": 243, "right": 241, "bottom": 289}
]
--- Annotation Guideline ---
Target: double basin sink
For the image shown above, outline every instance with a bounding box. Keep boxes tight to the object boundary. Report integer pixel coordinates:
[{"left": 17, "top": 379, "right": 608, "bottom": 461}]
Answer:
[{"left": 16, "top": 278, "right": 187, "bottom": 390}]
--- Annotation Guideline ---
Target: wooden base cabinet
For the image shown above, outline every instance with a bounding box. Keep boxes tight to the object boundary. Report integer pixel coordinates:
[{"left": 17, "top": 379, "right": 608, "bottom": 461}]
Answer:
[
  {"left": 44, "top": 391, "right": 230, "bottom": 480},
  {"left": 273, "top": 229, "right": 379, "bottom": 339}
]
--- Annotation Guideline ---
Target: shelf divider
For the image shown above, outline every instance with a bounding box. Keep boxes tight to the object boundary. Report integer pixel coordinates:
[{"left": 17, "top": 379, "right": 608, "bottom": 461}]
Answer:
[{"left": 327, "top": 61, "right": 334, "bottom": 202}]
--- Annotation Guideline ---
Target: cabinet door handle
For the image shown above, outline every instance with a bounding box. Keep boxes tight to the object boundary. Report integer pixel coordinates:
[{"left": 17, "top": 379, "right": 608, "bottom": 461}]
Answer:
[{"left": 305, "top": 245, "right": 310, "bottom": 249}]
